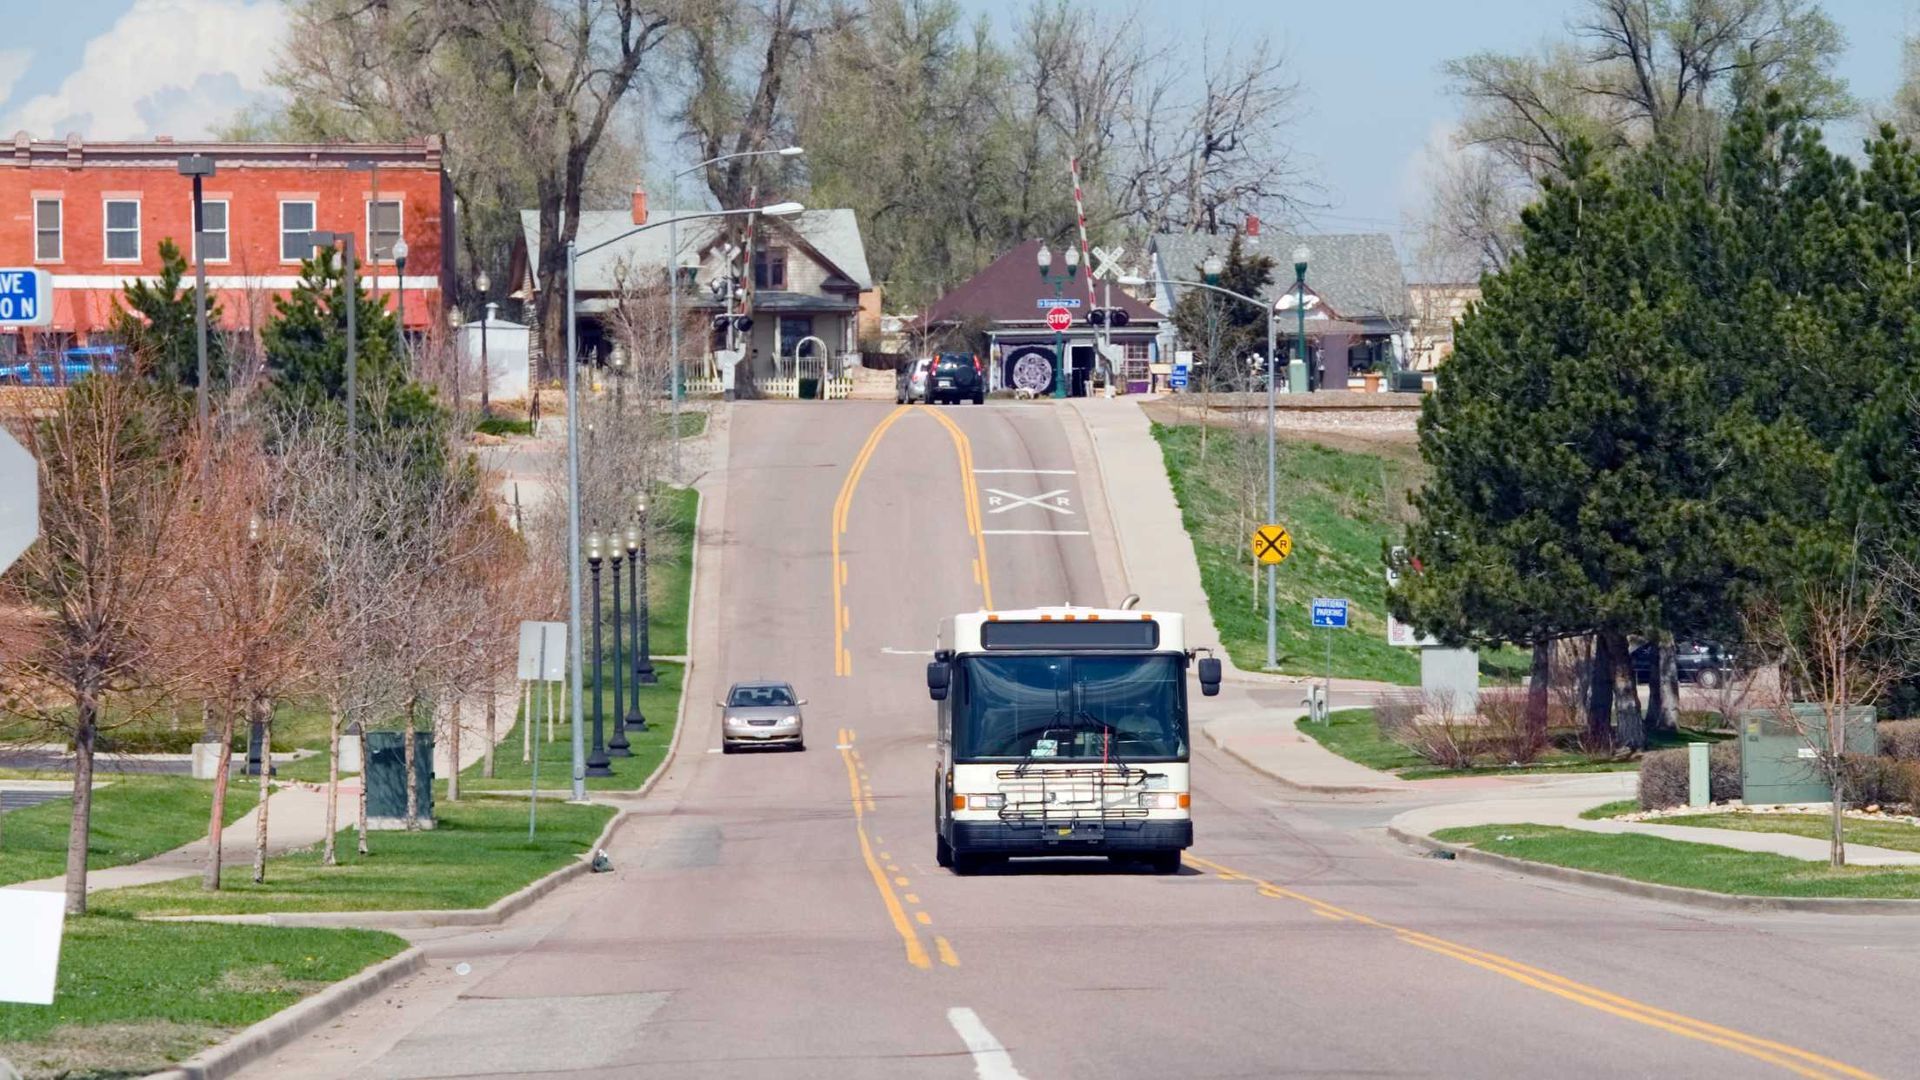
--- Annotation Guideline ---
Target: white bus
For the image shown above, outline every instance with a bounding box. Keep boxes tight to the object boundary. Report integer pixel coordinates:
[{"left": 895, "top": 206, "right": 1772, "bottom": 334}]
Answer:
[{"left": 926, "top": 606, "right": 1222, "bottom": 874}]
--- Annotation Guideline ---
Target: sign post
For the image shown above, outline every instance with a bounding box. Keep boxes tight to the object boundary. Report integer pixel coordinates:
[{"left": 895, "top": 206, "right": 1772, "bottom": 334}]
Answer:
[{"left": 1310, "top": 598, "right": 1349, "bottom": 723}]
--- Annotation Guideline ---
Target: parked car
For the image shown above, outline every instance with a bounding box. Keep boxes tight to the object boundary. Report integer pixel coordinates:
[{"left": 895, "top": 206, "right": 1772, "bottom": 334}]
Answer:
[
  {"left": 927, "top": 353, "right": 984, "bottom": 404},
  {"left": 1630, "top": 641, "right": 1737, "bottom": 689},
  {"left": 896, "top": 358, "right": 932, "bottom": 403},
  {"left": 719, "top": 681, "right": 806, "bottom": 752}
]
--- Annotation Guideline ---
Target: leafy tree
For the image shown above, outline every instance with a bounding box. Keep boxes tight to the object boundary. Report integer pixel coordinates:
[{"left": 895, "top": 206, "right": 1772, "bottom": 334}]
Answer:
[
  {"left": 1169, "top": 235, "right": 1274, "bottom": 390},
  {"left": 110, "top": 238, "right": 227, "bottom": 394}
]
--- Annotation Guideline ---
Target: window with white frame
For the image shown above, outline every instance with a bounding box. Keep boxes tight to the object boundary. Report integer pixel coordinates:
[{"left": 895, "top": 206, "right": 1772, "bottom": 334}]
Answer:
[
  {"left": 196, "top": 199, "right": 229, "bottom": 262},
  {"left": 33, "top": 199, "right": 60, "bottom": 261},
  {"left": 1123, "top": 340, "right": 1150, "bottom": 379},
  {"left": 367, "top": 200, "right": 401, "bottom": 260},
  {"left": 281, "top": 201, "right": 315, "bottom": 262},
  {"left": 104, "top": 199, "right": 140, "bottom": 261}
]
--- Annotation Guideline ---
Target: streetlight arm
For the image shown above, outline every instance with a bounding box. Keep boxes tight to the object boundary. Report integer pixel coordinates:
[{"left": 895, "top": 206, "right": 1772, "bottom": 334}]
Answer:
[
  {"left": 576, "top": 204, "right": 800, "bottom": 260},
  {"left": 1154, "top": 276, "right": 1270, "bottom": 312},
  {"left": 675, "top": 146, "right": 803, "bottom": 180}
]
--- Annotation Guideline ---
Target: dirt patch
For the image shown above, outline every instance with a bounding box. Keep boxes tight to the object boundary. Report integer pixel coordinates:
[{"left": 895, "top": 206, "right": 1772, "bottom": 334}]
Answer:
[
  {"left": 213, "top": 963, "right": 329, "bottom": 997},
  {"left": 1, "top": 1019, "right": 231, "bottom": 1080},
  {"left": 1141, "top": 398, "right": 1423, "bottom": 466}
]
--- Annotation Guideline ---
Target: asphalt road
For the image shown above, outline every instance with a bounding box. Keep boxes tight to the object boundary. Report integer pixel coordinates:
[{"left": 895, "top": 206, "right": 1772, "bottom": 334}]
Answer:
[{"left": 243, "top": 402, "right": 1920, "bottom": 1080}]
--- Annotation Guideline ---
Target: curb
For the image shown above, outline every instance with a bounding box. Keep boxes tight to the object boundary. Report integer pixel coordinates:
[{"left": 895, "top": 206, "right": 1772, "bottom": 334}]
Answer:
[
  {"left": 143, "top": 946, "right": 426, "bottom": 1080},
  {"left": 1204, "top": 723, "right": 1407, "bottom": 795},
  {"left": 1386, "top": 825, "right": 1920, "bottom": 916}
]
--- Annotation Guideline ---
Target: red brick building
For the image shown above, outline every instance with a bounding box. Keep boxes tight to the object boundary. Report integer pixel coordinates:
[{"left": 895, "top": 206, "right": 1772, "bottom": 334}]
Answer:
[{"left": 0, "top": 134, "right": 453, "bottom": 358}]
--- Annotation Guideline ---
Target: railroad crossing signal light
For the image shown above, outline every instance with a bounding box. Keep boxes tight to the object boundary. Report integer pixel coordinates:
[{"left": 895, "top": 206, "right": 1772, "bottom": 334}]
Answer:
[
  {"left": 710, "top": 314, "right": 753, "bottom": 333},
  {"left": 1085, "top": 307, "right": 1131, "bottom": 328}
]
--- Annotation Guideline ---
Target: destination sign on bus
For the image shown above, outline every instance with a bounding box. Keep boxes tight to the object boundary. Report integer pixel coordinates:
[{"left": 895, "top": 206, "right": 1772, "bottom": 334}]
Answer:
[{"left": 979, "top": 620, "right": 1159, "bottom": 650}]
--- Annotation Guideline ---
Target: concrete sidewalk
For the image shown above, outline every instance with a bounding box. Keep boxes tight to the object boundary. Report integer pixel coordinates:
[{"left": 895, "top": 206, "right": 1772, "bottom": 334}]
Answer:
[
  {"left": 1205, "top": 699, "right": 1417, "bottom": 793},
  {"left": 1393, "top": 791, "right": 1920, "bottom": 866}
]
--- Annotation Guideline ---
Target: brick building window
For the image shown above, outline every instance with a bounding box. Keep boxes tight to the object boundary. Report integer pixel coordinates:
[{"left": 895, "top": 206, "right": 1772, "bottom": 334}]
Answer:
[
  {"left": 104, "top": 199, "right": 140, "bottom": 262},
  {"left": 196, "top": 200, "right": 229, "bottom": 262},
  {"left": 281, "top": 200, "right": 315, "bottom": 262},
  {"left": 753, "top": 246, "right": 787, "bottom": 290},
  {"left": 33, "top": 199, "right": 60, "bottom": 261},
  {"left": 367, "top": 200, "right": 402, "bottom": 260}
]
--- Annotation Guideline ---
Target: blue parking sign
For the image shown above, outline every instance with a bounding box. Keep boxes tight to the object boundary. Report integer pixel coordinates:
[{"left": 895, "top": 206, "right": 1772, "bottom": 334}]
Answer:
[
  {"left": 1169, "top": 363, "right": 1189, "bottom": 390},
  {"left": 1310, "top": 598, "right": 1349, "bottom": 628},
  {"left": 0, "top": 269, "right": 52, "bottom": 327}
]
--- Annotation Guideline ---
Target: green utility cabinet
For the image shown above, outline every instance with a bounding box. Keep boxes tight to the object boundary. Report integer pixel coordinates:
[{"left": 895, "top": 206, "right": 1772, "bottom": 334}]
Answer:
[
  {"left": 1738, "top": 705, "right": 1876, "bottom": 804},
  {"left": 365, "top": 730, "right": 435, "bottom": 829}
]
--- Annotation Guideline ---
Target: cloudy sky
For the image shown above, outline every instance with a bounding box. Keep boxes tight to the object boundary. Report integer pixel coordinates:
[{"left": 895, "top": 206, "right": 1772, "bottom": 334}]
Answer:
[{"left": 3, "top": 0, "right": 1912, "bottom": 256}]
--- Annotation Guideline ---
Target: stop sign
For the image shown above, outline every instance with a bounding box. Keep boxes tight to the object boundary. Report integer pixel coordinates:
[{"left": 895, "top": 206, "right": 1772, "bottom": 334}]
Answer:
[{"left": 1045, "top": 306, "right": 1073, "bottom": 332}]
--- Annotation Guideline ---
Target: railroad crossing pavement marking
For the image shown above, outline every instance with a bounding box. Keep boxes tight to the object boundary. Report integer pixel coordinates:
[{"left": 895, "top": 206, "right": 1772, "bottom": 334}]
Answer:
[
  {"left": 947, "top": 1007, "right": 1024, "bottom": 1078},
  {"left": 1183, "top": 853, "right": 1878, "bottom": 1080},
  {"left": 983, "top": 488, "right": 1074, "bottom": 515}
]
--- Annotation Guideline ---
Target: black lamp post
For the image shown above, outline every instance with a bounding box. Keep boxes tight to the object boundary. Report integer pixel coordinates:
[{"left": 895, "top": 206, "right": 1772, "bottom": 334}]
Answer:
[
  {"left": 607, "top": 543, "right": 631, "bottom": 756},
  {"left": 393, "top": 238, "right": 410, "bottom": 361},
  {"left": 475, "top": 270, "right": 492, "bottom": 418},
  {"left": 634, "top": 493, "right": 657, "bottom": 686},
  {"left": 623, "top": 523, "right": 648, "bottom": 729},
  {"left": 176, "top": 154, "right": 215, "bottom": 429},
  {"left": 584, "top": 533, "right": 613, "bottom": 776}
]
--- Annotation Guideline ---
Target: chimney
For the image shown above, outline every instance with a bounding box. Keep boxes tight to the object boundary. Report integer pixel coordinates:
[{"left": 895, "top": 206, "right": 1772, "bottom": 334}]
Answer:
[
  {"left": 155, "top": 134, "right": 174, "bottom": 144},
  {"left": 631, "top": 186, "right": 648, "bottom": 226}
]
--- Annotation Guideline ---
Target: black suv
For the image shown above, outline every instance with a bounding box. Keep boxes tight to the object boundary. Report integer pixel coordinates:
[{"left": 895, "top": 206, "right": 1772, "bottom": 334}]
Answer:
[
  {"left": 1630, "top": 641, "right": 1738, "bottom": 689},
  {"left": 928, "top": 353, "right": 984, "bottom": 404}
]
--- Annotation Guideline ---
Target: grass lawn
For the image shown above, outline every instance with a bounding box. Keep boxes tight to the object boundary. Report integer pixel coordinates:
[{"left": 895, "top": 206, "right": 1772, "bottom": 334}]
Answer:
[
  {"left": 1432, "top": 822, "right": 1920, "bottom": 899},
  {"left": 0, "top": 917, "right": 404, "bottom": 1080},
  {"left": 1581, "top": 800, "right": 1639, "bottom": 820},
  {"left": 97, "top": 799, "right": 614, "bottom": 917},
  {"left": 1297, "top": 708, "right": 1724, "bottom": 780},
  {"left": 674, "top": 410, "right": 708, "bottom": 439},
  {"left": 1658, "top": 813, "right": 1920, "bottom": 854},
  {"left": 1153, "top": 421, "right": 1421, "bottom": 683},
  {"left": 463, "top": 662, "right": 683, "bottom": 793},
  {"left": 0, "top": 776, "right": 258, "bottom": 888}
]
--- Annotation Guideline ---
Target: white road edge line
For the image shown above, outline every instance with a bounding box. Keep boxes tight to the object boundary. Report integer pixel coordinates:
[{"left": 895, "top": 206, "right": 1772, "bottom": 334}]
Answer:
[
  {"left": 981, "top": 529, "right": 1092, "bottom": 536},
  {"left": 971, "top": 468, "right": 1076, "bottom": 475},
  {"left": 947, "top": 1007, "right": 1027, "bottom": 1080}
]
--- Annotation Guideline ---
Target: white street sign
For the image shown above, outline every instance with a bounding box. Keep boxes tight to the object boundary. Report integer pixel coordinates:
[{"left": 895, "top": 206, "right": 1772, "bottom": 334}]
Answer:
[
  {"left": 517, "top": 620, "right": 567, "bottom": 682},
  {"left": 0, "top": 889, "right": 64, "bottom": 1004},
  {"left": 0, "top": 427, "right": 38, "bottom": 574},
  {"left": 0, "top": 268, "right": 52, "bottom": 327}
]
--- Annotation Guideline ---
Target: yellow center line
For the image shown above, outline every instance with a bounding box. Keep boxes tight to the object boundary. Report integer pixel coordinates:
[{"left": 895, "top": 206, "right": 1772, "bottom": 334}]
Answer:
[
  {"left": 840, "top": 731, "right": 929, "bottom": 970},
  {"left": 831, "top": 406, "right": 913, "bottom": 677},
  {"left": 915, "top": 911, "right": 932, "bottom": 925},
  {"left": 904, "top": 893, "right": 920, "bottom": 904},
  {"left": 1183, "top": 854, "right": 1876, "bottom": 1079},
  {"left": 916, "top": 405, "right": 994, "bottom": 610},
  {"left": 934, "top": 937, "right": 960, "bottom": 967}
]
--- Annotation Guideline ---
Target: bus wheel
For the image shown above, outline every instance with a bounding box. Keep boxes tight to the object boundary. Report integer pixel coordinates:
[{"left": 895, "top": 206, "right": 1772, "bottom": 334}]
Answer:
[
  {"left": 936, "top": 831, "right": 953, "bottom": 868},
  {"left": 1147, "top": 851, "right": 1182, "bottom": 874}
]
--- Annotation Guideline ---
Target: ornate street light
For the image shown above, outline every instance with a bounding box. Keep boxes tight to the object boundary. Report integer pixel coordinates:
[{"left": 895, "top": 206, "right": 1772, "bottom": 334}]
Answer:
[
  {"left": 607, "top": 540, "right": 632, "bottom": 757},
  {"left": 624, "top": 521, "right": 650, "bottom": 729},
  {"left": 633, "top": 494, "right": 657, "bottom": 687},
  {"left": 584, "top": 533, "right": 613, "bottom": 777}
]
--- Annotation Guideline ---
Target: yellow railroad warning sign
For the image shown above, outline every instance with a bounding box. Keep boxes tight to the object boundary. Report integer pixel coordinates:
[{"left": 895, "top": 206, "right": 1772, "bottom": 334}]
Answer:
[{"left": 1253, "top": 524, "right": 1292, "bottom": 565}]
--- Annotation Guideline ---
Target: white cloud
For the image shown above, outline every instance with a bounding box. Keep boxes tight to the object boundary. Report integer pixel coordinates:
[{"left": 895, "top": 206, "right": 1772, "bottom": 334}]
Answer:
[
  {"left": 1, "top": 0, "right": 286, "bottom": 140},
  {"left": 0, "top": 49, "right": 30, "bottom": 107}
]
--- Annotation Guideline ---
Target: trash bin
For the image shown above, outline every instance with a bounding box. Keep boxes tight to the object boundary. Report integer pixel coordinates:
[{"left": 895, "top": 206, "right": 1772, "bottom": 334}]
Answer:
[{"left": 364, "top": 730, "right": 435, "bottom": 829}]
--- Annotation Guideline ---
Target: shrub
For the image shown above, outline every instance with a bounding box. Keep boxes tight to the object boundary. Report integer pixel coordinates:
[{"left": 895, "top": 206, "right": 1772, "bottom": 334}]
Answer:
[
  {"left": 1840, "top": 754, "right": 1920, "bottom": 808},
  {"left": 1372, "top": 691, "right": 1422, "bottom": 739},
  {"left": 1478, "top": 687, "right": 1545, "bottom": 765},
  {"left": 1877, "top": 720, "right": 1920, "bottom": 762},
  {"left": 1638, "top": 741, "right": 1740, "bottom": 809},
  {"left": 1392, "top": 715, "right": 1480, "bottom": 770}
]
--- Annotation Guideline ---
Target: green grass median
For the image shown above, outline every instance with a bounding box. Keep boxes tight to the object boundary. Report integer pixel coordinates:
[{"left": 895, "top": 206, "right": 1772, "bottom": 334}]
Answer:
[
  {"left": 95, "top": 798, "right": 614, "bottom": 917},
  {"left": 1432, "top": 823, "right": 1920, "bottom": 899},
  {"left": 0, "top": 776, "right": 258, "bottom": 888},
  {"left": 1656, "top": 813, "right": 1920, "bottom": 854},
  {"left": 1296, "top": 708, "right": 1721, "bottom": 780},
  {"left": 0, "top": 917, "right": 404, "bottom": 1080}
]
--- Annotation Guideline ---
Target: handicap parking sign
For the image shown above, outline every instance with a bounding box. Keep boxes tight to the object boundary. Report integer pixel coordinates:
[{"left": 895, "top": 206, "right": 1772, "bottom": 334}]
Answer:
[{"left": 1311, "top": 598, "right": 1349, "bottom": 628}]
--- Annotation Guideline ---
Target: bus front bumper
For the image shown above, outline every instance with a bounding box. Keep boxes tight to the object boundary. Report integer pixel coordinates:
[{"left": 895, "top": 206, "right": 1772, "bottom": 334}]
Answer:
[{"left": 952, "top": 818, "right": 1191, "bottom": 855}]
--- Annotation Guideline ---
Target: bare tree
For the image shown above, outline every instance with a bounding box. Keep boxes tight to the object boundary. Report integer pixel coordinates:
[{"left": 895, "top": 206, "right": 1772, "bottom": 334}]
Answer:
[{"left": 0, "top": 376, "right": 188, "bottom": 915}]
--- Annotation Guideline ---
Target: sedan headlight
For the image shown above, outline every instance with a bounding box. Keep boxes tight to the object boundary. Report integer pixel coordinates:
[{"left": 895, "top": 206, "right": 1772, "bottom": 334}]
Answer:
[
  {"left": 1140, "top": 792, "right": 1189, "bottom": 810},
  {"left": 779, "top": 715, "right": 799, "bottom": 725}
]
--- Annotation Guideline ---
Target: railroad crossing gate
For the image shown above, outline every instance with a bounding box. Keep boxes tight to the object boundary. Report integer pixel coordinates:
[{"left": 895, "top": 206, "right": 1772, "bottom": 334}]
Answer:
[{"left": 1252, "top": 524, "right": 1292, "bottom": 565}]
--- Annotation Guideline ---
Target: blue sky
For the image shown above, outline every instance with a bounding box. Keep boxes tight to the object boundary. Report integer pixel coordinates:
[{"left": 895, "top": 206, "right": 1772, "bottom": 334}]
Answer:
[{"left": 3, "top": 0, "right": 1912, "bottom": 261}]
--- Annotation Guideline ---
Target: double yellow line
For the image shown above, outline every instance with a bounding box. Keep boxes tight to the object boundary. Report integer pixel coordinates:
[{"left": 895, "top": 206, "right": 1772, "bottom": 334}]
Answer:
[
  {"left": 838, "top": 727, "right": 958, "bottom": 970},
  {"left": 830, "top": 405, "right": 994, "bottom": 677},
  {"left": 1184, "top": 854, "right": 1877, "bottom": 1079}
]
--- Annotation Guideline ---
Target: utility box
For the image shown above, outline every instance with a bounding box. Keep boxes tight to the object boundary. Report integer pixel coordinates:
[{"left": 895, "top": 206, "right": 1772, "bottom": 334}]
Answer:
[
  {"left": 1738, "top": 705, "right": 1877, "bottom": 805},
  {"left": 364, "top": 730, "right": 436, "bottom": 830}
]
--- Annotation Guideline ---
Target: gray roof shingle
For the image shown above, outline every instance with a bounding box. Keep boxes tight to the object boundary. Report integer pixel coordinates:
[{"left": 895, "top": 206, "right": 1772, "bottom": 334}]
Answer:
[
  {"left": 1149, "top": 231, "right": 1408, "bottom": 324},
  {"left": 519, "top": 208, "right": 872, "bottom": 293}
]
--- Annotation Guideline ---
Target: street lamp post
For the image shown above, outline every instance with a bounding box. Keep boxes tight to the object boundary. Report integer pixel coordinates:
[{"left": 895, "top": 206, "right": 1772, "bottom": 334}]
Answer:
[
  {"left": 584, "top": 533, "right": 613, "bottom": 777},
  {"left": 607, "top": 543, "right": 631, "bottom": 757},
  {"left": 564, "top": 201, "right": 803, "bottom": 798},
  {"left": 1292, "top": 246, "right": 1311, "bottom": 393},
  {"left": 624, "top": 523, "right": 649, "bottom": 730},
  {"left": 475, "top": 271, "right": 492, "bottom": 417},
  {"left": 393, "top": 238, "right": 409, "bottom": 362},
  {"left": 308, "top": 231, "right": 358, "bottom": 464},
  {"left": 667, "top": 146, "right": 803, "bottom": 477},
  {"left": 1036, "top": 244, "right": 1080, "bottom": 399},
  {"left": 177, "top": 155, "right": 215, "bottom": 428},
  {"left": 633, "top": 494, "right": 656, "bottom": 686}
]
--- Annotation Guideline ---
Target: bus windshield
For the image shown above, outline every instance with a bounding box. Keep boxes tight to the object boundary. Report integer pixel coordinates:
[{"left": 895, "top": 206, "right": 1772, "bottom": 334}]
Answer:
[{"left": 956, "top": 654, "right": 1187, "bottom": 762}]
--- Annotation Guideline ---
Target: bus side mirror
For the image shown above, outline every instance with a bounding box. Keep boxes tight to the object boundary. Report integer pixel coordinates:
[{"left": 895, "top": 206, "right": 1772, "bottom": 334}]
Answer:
[
  {"left": 927, "top": 662, "right": 951, "bottom": 701},
  {"left": 1197, "top": 657, "right": 1222, "bottom": 697}
]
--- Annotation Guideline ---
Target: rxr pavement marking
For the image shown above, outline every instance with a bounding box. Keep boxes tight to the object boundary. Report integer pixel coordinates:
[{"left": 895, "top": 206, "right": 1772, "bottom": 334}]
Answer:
[{"left": 984, "top": 488, "right": 1074, "bottom": 515}]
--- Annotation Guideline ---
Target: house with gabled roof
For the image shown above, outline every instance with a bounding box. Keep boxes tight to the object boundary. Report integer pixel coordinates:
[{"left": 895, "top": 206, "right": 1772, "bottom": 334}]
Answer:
[{"left": 1146, "top": 230, "right": 1410, "bottom": 390}]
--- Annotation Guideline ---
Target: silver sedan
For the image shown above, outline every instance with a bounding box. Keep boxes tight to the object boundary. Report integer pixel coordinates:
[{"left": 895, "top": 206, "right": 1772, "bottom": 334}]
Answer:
[{"left": 720, "top": 681, "right": 806, "bottom": 752}]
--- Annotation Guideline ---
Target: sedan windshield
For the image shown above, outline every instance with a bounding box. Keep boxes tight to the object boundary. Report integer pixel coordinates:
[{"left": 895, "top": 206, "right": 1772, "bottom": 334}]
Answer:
[
  {"left": 957, "top": 654, "right": 1186, "bottom": 761},
  {"left": 729, "top": 685, "right": 794, "bottom": 707}
]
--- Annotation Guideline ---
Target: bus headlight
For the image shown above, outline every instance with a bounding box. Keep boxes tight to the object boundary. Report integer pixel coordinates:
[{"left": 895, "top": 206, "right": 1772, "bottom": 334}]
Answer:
[
  {"left": 1141, "top": 792, "right": 1189, "bottom": 810},
  {"left": 965, "top": 794, "right": 1006, "bottom": 810}
]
